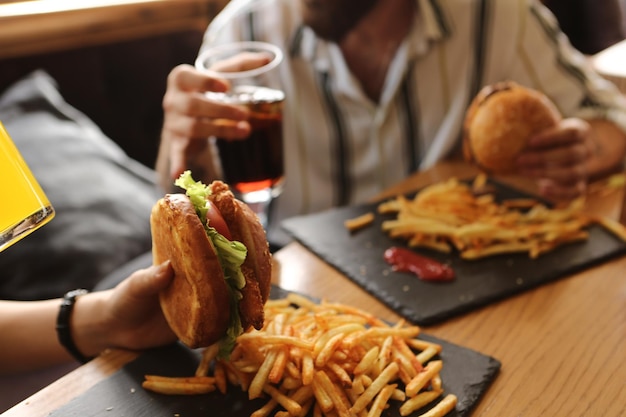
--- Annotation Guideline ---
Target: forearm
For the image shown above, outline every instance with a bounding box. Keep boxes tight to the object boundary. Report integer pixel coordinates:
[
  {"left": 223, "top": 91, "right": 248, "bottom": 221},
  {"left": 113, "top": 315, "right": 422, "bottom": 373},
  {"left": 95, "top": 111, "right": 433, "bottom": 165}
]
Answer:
[
  {"left": 0, "top": 264, "right": 174, "bottom": 375},
  {"left": 0, "top": 300, "right": 73, "bottom": 374},
  {"left": 586, "top": 119, "right": 626, "bottom": 179},
  {"left": 0, "top": 293, "right": 115, "bottom": 375},
  {"left": 155, "top": 133, "right": 220, "bottom": 192},
  {"left": 155, "top": 133, "right": 176, "bottom": 192}
]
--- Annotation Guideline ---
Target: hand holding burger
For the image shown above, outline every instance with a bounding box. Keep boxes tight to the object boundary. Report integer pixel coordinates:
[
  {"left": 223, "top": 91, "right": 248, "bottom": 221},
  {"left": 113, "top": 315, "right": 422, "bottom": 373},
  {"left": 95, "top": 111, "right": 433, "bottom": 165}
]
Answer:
[
  {"left": 463, "top": 81, "right": 597, "bottom": 200},
  {"left": 463, "top": 81, "right": 562, "bottom": 174},
  {"left": 150, "top": 171, "right": 271, "bottom": 356}
]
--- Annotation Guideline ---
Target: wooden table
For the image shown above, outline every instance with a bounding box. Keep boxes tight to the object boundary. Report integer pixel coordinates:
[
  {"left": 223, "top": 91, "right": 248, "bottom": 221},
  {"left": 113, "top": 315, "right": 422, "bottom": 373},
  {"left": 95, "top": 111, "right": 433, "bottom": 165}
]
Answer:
[{"left": 3, "top": 161, "right": 626, "bottom": 416}]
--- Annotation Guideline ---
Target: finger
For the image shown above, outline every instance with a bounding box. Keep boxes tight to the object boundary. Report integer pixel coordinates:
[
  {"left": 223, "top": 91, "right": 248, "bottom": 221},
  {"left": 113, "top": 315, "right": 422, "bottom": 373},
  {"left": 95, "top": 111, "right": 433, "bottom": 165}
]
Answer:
[
  {"left": 164, "top": 65, "right": 250, "bottom": 123},
  {"left": 526, "top": 118, "right": 590, "bottom": 150},
  {"left": 125, "top": 261, "right": 174, "bottom": 297},
  {"left": 209, "top": 118, "right": 252, "bottom": 139},
  {"left": 168, "top": 64, "right": 230, "bottom": 94},
  {"left": 517, "top": 142, "right": 590, "bottom": 170},
  {"left": 520, "top": 161, "right": 587, "bottom": 186},
  {"left": 537, "top": 178, "right": 586, "bottom": 201},
  {"left": 163, "top": 108, "right": 250, "bottom": 139},
  {"left": 164, "top": 89, "right": 249, "bottom": 122},
  {"left": 547, "top": 163, "right": 587, "bottom": 184},
  {"left": 209, "top": 51, "right": 273, "bottom": 73},
  {"left": 151, "top": 261, "right": 175, "bottom": 289}
]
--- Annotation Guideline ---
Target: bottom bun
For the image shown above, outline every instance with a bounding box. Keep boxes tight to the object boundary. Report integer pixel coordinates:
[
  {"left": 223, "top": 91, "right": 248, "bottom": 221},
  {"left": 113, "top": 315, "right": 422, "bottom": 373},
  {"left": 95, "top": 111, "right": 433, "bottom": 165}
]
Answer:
[
  {"left": 463, "top": 81, "right": 562, "bottom": 174},
  {"left": 151, "top": 194, "right": 230, "bottom": 348}
]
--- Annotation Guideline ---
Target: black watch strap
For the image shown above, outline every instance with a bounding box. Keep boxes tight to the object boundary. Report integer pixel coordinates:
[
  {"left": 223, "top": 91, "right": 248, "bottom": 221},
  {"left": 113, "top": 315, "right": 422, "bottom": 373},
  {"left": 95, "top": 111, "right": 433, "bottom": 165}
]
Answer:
[{"left": 56, "top": 289, "right": 93, "bottom": 364}]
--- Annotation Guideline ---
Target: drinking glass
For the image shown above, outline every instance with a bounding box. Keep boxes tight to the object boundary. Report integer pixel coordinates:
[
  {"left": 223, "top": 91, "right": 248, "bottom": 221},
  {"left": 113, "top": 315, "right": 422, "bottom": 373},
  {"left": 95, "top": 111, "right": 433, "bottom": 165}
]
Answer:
[
  {"left": 195, "top": 41, "right": 285, "bottom": 228},
  {"left": 0, "top": 122, "right": 55, "bottom": 251}
]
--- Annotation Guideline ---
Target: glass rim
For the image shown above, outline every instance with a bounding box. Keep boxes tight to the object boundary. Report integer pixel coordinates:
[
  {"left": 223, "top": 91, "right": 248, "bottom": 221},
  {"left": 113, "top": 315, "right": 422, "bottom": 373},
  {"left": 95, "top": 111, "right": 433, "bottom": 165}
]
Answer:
[{"left": 195, "top": 41, "right": 284, "bottom": 80}]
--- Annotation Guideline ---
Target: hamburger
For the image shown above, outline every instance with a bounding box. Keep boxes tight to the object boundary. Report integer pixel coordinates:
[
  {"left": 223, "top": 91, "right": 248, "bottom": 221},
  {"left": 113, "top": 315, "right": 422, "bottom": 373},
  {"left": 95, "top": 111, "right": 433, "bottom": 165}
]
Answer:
[
  {"left": 150, "top": 171, "right": 271, "bottom": 356},
  {"left": 463, "top": 81, "right": 562, "bottom": 174}
]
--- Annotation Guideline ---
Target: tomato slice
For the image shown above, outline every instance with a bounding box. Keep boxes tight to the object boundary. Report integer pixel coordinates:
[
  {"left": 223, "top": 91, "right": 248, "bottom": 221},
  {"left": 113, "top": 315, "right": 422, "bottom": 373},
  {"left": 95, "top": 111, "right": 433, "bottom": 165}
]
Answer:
[{"left": 205, "top": 200, "right": 232, "bottom": 240}]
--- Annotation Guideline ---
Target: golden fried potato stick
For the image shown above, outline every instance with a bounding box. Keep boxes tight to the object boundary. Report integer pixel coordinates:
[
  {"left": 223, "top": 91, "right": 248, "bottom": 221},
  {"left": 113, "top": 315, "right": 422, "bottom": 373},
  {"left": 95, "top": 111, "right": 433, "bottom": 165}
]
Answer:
[
  {"left": 263, "top": 384, "right": 303, "bottom": 416},
  {"left": 249, "top": 349, "right": 279, "bottom": 399},
  {"left": 142, "top": 375, "right": 217, "bottom": 395},
  {"left": 354, "top": 346, "right": 380, "bottom": 375},
  {"left": 350, "top": 362, "right": 399, "bottom": 414},
  {"left": 405, "top": 360, "right": 443, "bottom": 397},
  {"left": 377, "top": 176, "right": 626, "bottom": 260},
  {"left": 143, "top": 297, "right": 457, "bottom": 417},
  {"left": 368, "top": 383, "right": 397, "bottom": 417},
  {"left": 344, "top": 212, "right": 375, "bottom": 232},
  {"left": 399, "top": 390, "right": 443, "bottom": 417},
  {"left": 195, "top": 342, "right": 219, "bottom": 377},
  {"left": 418, "top": 394, "right": 458, "bottom": 417}
]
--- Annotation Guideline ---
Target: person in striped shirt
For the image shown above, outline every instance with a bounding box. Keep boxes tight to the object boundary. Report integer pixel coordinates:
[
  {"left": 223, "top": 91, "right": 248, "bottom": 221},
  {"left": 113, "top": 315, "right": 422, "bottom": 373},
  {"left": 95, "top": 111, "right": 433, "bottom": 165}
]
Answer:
[{"left": 156, "top": 0, "right": 626, "bottom": 249}]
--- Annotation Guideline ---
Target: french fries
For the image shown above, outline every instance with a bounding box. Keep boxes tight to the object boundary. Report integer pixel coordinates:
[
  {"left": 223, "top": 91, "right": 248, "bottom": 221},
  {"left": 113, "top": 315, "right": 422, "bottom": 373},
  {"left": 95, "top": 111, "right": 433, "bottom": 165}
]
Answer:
[
  {"left": 142, "top": 375, "right": 217, "bottom": 395},
  {"left": 377, "top": 175, "right": 626, "bottom": 260},
  {"left": 345, "top": 212, "right": 376, "bottom": 232},
  {"left": 143, "top": 294, "right": 457, "bottom": 416}
]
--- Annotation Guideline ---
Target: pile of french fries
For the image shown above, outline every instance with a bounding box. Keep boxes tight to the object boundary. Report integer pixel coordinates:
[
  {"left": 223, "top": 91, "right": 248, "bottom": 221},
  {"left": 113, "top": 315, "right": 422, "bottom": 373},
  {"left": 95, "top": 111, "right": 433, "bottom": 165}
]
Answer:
[
  {"left": 143, "top": 293, "right": 457, "bottom": 417},
  {"left": 377, "top": 175, "right": 626, "bottom": 260}
]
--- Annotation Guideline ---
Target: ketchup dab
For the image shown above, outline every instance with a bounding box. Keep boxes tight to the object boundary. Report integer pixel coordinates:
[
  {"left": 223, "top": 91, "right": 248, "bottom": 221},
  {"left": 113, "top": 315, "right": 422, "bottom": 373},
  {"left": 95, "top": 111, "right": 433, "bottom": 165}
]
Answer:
[{"left": 384, "top": 246, "right": 455, "bottom": 282}]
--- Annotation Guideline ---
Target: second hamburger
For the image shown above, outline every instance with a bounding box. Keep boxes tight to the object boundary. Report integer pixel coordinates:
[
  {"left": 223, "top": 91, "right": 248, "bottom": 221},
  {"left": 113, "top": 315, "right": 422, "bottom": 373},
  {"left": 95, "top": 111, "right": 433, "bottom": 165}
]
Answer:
[{"left": 463, "top": 81, "right": 562, "bottom": 174}]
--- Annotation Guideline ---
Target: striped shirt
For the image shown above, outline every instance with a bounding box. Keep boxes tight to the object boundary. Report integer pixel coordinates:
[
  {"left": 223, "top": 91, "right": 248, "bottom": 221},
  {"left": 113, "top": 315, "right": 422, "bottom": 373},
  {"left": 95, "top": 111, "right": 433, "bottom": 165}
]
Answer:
[{"left": 200, "top": 0, "right": 626, "bottom": 247}]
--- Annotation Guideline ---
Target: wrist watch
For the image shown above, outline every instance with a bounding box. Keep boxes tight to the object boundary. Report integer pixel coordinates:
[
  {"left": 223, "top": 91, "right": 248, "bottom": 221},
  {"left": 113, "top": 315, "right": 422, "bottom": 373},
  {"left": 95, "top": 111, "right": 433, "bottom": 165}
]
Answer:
[{"left": 56, "top": 289, "right": 93, "bottom": 363}]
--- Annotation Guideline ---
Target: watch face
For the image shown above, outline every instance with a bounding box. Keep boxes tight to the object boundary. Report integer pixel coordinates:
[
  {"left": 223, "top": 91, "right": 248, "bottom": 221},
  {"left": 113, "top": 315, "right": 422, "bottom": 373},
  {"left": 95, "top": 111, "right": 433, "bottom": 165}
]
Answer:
[{"left": 67, "top": 289, "right": 89, "bottom": 299}]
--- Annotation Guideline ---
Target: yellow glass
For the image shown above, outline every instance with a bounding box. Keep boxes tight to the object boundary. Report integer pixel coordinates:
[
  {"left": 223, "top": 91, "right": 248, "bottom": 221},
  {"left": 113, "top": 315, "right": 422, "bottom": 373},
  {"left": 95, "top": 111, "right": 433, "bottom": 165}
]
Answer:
[{"left": 0, "top": 122, "right": 55, "bottom": 251}]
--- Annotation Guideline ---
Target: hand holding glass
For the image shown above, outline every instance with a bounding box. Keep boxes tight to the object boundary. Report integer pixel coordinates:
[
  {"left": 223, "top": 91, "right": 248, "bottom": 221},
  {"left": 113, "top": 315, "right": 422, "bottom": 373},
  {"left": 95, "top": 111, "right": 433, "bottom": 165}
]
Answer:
[
  {"left": 0, "top": 122, "right": 55, "bottom": 251},
  {"left": 195, "top": 41, "right": 285, "bottom": 228}
]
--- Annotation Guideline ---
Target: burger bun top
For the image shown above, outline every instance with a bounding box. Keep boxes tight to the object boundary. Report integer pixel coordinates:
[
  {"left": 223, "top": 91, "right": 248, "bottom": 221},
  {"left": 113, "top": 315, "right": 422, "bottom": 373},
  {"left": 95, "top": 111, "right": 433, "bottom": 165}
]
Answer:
[{"left": 463, "top": 81, "right": 562, "bottom": 174}]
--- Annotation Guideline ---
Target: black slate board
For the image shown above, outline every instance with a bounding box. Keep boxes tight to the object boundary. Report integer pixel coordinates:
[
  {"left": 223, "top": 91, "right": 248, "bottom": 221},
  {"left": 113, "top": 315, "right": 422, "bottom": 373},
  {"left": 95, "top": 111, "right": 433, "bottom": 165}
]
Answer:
[
  {"left": 49, "top": 287, "right": 500, "bottom": 417},
  {"left": 281, "top": 180, "right": 626, "bottom": 325}
]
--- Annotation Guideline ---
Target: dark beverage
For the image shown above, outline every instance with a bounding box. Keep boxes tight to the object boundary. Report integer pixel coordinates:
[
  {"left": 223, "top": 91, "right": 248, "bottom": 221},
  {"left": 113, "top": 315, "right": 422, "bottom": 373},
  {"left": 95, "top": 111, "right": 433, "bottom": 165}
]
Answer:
[{"left": 216, "top": 86, "right": 284, "bottom": 195}]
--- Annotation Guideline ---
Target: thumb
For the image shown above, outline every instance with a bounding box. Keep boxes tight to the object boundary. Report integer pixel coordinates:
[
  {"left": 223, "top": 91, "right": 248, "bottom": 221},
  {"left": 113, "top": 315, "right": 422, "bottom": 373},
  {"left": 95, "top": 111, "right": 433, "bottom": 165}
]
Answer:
[{"left": 127, "top": 261, "right": 173, "bottom": 296}]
